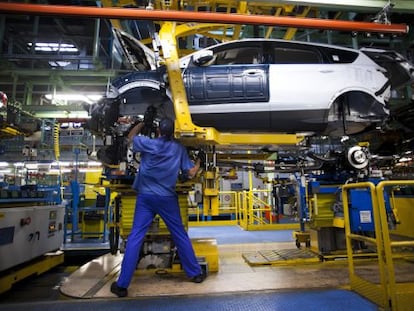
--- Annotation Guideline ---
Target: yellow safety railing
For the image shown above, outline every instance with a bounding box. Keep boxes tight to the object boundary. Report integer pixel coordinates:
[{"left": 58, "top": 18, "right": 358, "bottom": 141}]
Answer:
[
  {"left": 237, "top": 189, "right": 299, "bottom": 231},
  {"left": 189, "top": 190, "right": 239, "bottom": 226},
  {"left": 189, "top": 188, "right": 299, "bottom": 230},
  {"left": 342, "top": 181, "right": 414, "bottom": 311}
]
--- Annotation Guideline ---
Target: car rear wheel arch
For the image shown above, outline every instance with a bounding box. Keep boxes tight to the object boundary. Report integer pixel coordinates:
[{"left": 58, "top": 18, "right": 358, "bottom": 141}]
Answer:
[{"left": 326, "top": 90, "right": 388, "bottom": 135}]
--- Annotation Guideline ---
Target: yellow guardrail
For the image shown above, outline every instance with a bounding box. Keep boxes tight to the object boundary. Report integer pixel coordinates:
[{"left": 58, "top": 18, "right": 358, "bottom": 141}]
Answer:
[
  {"left": 343, "top": 180, "right": 414, "bottom": 311},
  {"left": 189, "top": 188, "right": 299, "bottom": 230}
]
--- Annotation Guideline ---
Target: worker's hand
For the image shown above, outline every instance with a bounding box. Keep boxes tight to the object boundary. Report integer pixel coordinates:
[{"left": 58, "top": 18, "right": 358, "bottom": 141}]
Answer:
[
  {"left": 196, "top": 150, "right": 206, "bottom": 164},
  {"left": 143, "top": 106, "right": 157, "bottom": 127},
  {"left": 118, "top": 115, "right": 141, "bottom": 126},
  {"left": 127, "top": 122, "right": 144, "bottom": 141}
]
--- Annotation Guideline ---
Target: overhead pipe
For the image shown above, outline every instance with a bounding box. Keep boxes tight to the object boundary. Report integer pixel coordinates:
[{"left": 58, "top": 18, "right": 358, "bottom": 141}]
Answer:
[{"left": 0, "top": 2, "right": 409, "bottom": 34}]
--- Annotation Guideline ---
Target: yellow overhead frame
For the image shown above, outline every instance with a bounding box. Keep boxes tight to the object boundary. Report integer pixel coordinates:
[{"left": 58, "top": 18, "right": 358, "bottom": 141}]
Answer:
[
  {"left": 283, "top": 6, "right": 312, "bottom": 40},
  {"left": 104, "top": 0, "right": 316, "bottom": 46},
  {"left": 100, "top": 0, "right": 136, "bottom": 29},
  {"left": 154, "top": 1, "right": 313, "bottom": 40}
]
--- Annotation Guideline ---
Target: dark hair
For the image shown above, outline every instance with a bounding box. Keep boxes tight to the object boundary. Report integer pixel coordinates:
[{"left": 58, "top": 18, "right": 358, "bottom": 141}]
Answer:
[{"left": 159, "top": 118, "right": 174, "bottom": 139}]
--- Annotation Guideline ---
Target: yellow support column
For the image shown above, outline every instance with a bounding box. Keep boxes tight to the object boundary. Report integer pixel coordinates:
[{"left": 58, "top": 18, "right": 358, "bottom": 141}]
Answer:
[
  {"left": 159, "top": 22, "right": 205, "bottom": 136},
  {"left": 203, "top": 168, "right": 220, "bottom": 216}
]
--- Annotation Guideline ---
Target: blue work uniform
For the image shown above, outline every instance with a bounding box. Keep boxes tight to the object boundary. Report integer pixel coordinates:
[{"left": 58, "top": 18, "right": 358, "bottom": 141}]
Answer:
[{"left": 116, "top": 135, "right": 202, "bottom": 288}]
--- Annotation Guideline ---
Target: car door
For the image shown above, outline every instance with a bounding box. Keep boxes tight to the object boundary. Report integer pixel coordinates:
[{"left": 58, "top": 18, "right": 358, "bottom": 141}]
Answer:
[
  {"left": 266, "top": 41, "right": 363, "bottom": 133},
  {"left": 183, "top": 41, "right": 272, "bottom": 131}
]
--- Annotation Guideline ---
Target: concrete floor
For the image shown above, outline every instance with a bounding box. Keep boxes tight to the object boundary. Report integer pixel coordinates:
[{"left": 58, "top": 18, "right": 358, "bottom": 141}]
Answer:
[
  {"left": 4, "top": 226, "right": 412, "bottom": 310},
  {"left": 60, "top": 241, "right": 352, "bottom": 298}
]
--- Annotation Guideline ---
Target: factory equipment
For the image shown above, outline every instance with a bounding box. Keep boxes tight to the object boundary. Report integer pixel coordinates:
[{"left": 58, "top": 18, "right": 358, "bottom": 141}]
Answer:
[
  {"left": 0, "top": 177, "right": 65, "bottom": 294},
  {"left": 0, "top": 181, "right": 64, "bottom": 265},
  {"left": 291, "top": 140, "right": 405, "bottom": 259},
  {"left": 0, "top": 203, "right": 65, "bottom": 272}
]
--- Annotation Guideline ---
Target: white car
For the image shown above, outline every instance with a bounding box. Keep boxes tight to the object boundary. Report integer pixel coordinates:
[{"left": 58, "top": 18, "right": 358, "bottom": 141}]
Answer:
[{"left": 102, "top": 29, "right": 414, "bottom": 136}]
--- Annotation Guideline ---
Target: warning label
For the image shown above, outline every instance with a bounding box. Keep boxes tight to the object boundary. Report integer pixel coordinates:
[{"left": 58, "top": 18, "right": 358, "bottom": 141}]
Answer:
[{"left": 359, "top": 210, "right": 372, "bottom": 223}]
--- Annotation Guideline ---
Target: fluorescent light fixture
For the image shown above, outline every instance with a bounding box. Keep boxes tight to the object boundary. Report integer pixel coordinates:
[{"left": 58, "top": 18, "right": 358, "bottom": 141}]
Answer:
[
  {"left": 79, "top": 168, "right": 102, "bottom": 173},
  {"left": 51, "top": 161, "right": 71, "bottom": 167},
  {"left": 0, "top": 169, "right": 12, "bottom": 174},
  {"left": 25, "top": 163, "right": 38, "bottom": 169},
  {"left": 49, "top": 61, "right": 71, "bottom": 67},
  {"left": 49, "top": 168, "right": 72, "bottom": 174},
  {"left": 13, "top": 162, "right": 25, "bottom": 167},
  {"left": 27, "top": 42, "right": 78, "bottom": 53},
  {"left": 87, "top": 161, "right": 102, "bottom": 166},
  {"left": 0, "top": 162, "right": 9, "bottom": 167},
  {"left": 45, "top": 93, "right": 102, "bottom": 105},
  {"left": 34, "top": 111, "right": 91, "bottom": 119}
]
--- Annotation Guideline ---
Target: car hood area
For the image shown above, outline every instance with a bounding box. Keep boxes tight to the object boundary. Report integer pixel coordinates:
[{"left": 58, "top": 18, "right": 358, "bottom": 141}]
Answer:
[{"left": 112, "top": 28, "right": 158, "bottom": 71}]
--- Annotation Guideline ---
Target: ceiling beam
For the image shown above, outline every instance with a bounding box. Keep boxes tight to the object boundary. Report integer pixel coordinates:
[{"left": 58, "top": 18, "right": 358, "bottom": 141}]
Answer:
[{"left": 0, "top": 3, "right": 408, "bottom": 34}]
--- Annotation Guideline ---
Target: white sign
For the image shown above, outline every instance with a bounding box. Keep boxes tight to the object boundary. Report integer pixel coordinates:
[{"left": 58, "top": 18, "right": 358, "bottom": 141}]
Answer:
[{"left": 359, "top": 210, "right": 372, "bottom": 223}]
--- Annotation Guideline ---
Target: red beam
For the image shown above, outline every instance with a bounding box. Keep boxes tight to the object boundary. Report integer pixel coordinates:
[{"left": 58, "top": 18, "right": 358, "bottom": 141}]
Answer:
[{"left": 0, "top": 3, "right": 408, "bottom": 34}]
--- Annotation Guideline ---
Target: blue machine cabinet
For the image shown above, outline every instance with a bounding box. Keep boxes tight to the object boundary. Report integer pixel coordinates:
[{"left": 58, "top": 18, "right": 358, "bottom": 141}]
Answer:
[{"left": 349, "top": 189, "right": 375, "bottom": 232}]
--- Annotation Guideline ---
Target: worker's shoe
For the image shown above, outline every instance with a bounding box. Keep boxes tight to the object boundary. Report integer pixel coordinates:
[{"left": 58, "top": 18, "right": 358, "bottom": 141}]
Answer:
[
  {"left": 110, "top": 281, "right": 128, "bottom": 297},
  {"left": 191, "top": 270, "right": 207, "bottom": 283}
]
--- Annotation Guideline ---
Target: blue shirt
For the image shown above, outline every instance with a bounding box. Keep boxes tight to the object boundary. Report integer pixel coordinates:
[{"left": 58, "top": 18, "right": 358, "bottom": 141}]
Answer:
[{"left": 131, "top": 135, "right": 194, "bottom": 196}]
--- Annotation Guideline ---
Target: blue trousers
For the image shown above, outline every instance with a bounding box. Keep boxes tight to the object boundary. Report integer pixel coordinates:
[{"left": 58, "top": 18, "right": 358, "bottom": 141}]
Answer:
[{"left": 116, "top": 193, "right": 201, "bottom": 288}]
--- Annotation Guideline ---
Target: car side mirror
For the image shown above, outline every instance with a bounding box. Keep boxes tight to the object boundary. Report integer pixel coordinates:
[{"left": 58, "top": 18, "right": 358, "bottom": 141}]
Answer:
[{"left": 192, "top": 50, "right": 214, "bottom": 66}]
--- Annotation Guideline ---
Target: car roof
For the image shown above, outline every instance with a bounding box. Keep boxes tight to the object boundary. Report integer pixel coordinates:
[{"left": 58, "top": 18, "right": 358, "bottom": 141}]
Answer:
[
  {"left": 186, "top": 38, "right": 360, "bottom": 55},
  {"left": 178, "top": 38, "right": 362, "bottom": 66}
]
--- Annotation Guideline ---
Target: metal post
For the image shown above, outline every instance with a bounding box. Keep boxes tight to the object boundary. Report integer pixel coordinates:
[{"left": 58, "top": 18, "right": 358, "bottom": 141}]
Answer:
[
  {"left": 0, "top": 15, "right": 5, "bottom": 55},
  {"left": 93, "top": 18, "right": 101, "bottom": 60}
]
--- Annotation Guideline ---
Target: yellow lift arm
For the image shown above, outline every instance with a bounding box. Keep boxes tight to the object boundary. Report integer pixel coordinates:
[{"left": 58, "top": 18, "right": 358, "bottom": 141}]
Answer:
[{"left": 159, "top": 22, "right": 303, "bottom": 217}]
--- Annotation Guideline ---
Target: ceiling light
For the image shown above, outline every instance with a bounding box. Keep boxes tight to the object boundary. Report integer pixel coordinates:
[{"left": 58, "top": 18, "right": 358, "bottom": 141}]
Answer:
[
  {"left": 79, "top": 168, "right": 102, "bottom": 173},
  {"left": 51, "top": 161, "right": 71, "bottom": 167},
  {"left": 49, "top": 168, "right": 72, "bottom": 174},
  {"left": 25, "top": 163, "right": 38, "bottom": 169},
  {"left": 87, "top": 161, "right": 102, "bottom": 166},
  {"left": 27, "top": 42, "right": 79, "bottom": 53},
  {"left": 49, "top": 61, "right": 71, "bottom": 67},
  {"left": 45, "top": 93, "right": 102, "bottom": 104}
]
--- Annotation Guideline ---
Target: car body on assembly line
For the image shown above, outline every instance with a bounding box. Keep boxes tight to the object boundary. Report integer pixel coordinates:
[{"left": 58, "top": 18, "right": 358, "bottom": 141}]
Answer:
[{"left": 95, "top": 29, "right": 414, "bottom": 137}]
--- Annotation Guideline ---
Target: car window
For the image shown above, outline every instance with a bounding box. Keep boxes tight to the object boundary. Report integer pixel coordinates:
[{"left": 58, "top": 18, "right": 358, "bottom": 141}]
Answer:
[
  {"left": 271, "top": 47, "right": 321, "bottom": 64},
  {"left": 212, "top": 46, "right": 263, "bottom": 65},
  {"left": 320, "top": 47, "right": 359, "bottom": 63}
]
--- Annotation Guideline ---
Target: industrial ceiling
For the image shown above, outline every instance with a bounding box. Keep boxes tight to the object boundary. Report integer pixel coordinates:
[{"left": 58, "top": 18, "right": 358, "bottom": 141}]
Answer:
[{"left": 0, "top": 0, "right": 413, "bottom": 122}]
